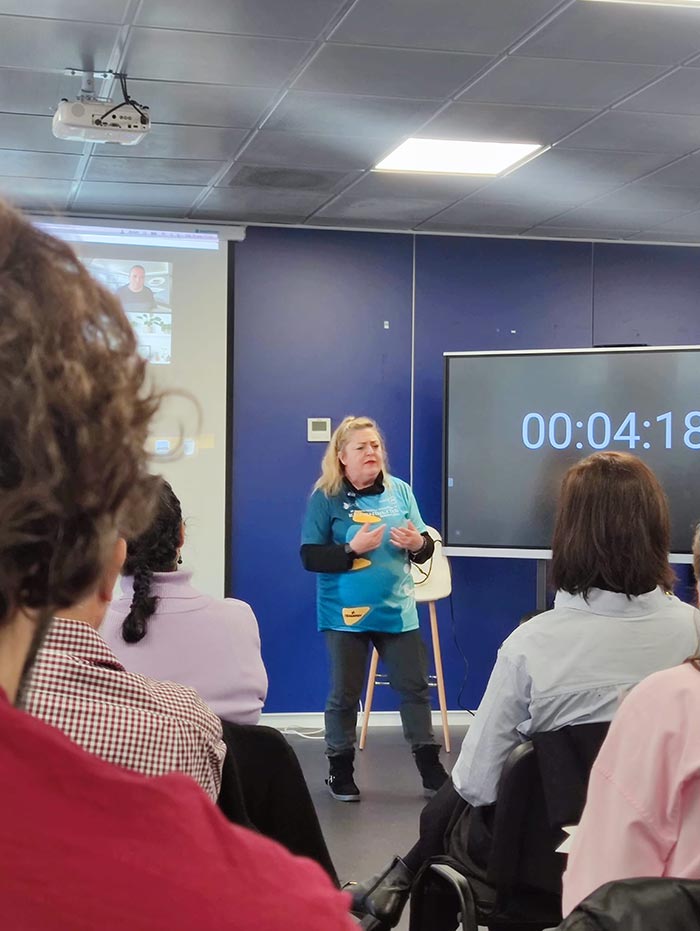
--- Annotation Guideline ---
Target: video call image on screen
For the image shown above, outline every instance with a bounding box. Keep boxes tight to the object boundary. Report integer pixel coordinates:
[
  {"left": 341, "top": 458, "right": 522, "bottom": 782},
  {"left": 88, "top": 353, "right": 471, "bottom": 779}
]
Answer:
[
  {"left": 83, "top": 257, "right": 173, "bottom": 365},
  {"left": 444, "top": 348, "right": 700, "bottom": 556}
]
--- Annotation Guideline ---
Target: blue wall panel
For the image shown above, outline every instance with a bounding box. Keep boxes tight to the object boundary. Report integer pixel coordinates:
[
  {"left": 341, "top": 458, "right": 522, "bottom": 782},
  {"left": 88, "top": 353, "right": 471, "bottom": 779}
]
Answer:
[
  {"left": 593, "top": 243, "right": 700, "bottom": 347},
  {"left": 232, "top": 227, "right": 413, "bottom": 713},
  {"left": 412, "top": 236, "right": 595, "bottom": 706},
  {"left": 232, "top": 228, "right": 698, "bottom": 715}
]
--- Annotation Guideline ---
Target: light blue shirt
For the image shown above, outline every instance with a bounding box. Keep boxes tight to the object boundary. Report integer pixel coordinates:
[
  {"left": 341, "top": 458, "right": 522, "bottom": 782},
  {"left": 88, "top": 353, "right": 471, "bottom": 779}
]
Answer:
[
  {"left": 301, "top": 477, "right": 427, "bottom": 633},
  {"left": 452, "top": 587, "right": 699, "bottom": 807}
]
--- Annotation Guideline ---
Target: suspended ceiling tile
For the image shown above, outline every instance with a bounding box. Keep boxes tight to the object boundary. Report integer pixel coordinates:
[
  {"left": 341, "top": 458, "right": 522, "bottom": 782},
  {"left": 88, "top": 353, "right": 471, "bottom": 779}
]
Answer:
[
  {"left": 85, "top": 156, "right": 224, "bottom": 184},
  {"left": 0, "top": 176, "right": 72, "bottom": 209},
  {"left": 0, "top": 113, "right": 84, "bottom": 154},
  {"left": 293, "top": 44, "right": 492, "bottom": 98},
  {"left": 420, "top": 102, "right": 596, "bottom": 145},
  {"left": 0, "top": 15, "right": 120, "bottom": 71},
  {"left": 542, "top": 204, "right": 683, "bottom": 231},
  {"left": 126, "top": 28, "right": 312, "bottom": 87},
  {"left": 91, "top": 124, "right": 247, "bottom": 160},
  {"left": 74, "top": 181, "right": 202, "bottom": 209},
  {"left": 517, "top": 3, "right": 700, "bottom": 65},
  {"left": 312, "top": 195, "right": 469, "bottom": 228},
  {"left": 636, "top": 209, "right": 700, "bottom": 235},
  {"left": 0, "top": 68, "right": 73, "bottom": 116},
  {"left": 193, "top": 186, "right": 325, "bottom": 221},
  {"left": 0, "top": 1, "right": 130, "bottom": 22},
  {"left": 645, "top": 153, "right": 700, "bottom": 187},
  {"left": 126, "top": 81, "right": 275, "bottom": 128},
  {"left": 509, "top": 147, "right": 677, "bottom": 186},
  {"left": 459, "top": 57, "right": 666, "bottom": 109},
  {"left": 219, "top": 163, "right": 360, "bottom": 196},
  {"left": 238, "top": 130, "right": 397, "bottom": 171},
  {"left": 263, "top": 91, "right": 439, "bottom": 137},
  {"left": 564, "top": 111, "right": 700, "bottom": 154},
  {"left": 0, "top": 150, "right": 80, "bottom": 179},
  {"left": 527, "top": 226, "right": 631, "bottom": 240},
  {"left": 621, "top": 69, "right": 700, "bottom": 116},
  {"left": 135, "top": 0, "right": 343, "bottom": 39},
  {"left": 466, "top": 175, "right": 617, "bottom": 209},
  {"left": 330, "top": 170, "right": 487, "bottom": 200},
  {"left": 417, "top": 198, "right": 563, "bottom": 230},
  {"left": 330, "top": 0, "right": 562, "bottom": 54},
  {"left": 627, "top": 230, "right": 700, "bottom": 244},
  {"left": 71, "top": 203, "right": 192, "bottom": 218},
  {"left": 582, "top": 182, "right": 700, "bottom": 212}
]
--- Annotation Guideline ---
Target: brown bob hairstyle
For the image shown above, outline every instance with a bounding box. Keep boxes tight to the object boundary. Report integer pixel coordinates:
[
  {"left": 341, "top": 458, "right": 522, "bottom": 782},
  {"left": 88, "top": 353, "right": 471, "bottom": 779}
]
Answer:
[
  {"left": 550, "top": 451, "right": 675, "bottom": 598},
  {"left": 0, "top": 201, "right": 161, "bottom": 628}
]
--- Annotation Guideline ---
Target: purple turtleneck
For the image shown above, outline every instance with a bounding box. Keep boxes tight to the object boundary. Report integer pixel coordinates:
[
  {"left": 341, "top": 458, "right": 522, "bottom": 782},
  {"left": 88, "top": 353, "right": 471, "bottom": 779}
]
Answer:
[{"left": 101, "top": 570, "right": 268, "bottom": 724}]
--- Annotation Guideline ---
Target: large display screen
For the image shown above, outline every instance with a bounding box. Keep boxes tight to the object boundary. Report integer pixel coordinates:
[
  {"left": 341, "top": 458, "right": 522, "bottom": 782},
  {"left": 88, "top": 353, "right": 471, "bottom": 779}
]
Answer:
[
  {"left": 36, "top": 219, "right": 229, "bottom": 596},
  {"left": 444, "top": 347, "right": 700, "bottom": 561}
]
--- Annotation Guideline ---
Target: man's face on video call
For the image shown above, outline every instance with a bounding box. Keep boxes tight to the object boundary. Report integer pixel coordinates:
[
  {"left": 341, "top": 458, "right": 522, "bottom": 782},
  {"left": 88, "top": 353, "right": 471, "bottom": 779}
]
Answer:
[{"left": 129, "top": 266, "right": 145, "bottom": 291}]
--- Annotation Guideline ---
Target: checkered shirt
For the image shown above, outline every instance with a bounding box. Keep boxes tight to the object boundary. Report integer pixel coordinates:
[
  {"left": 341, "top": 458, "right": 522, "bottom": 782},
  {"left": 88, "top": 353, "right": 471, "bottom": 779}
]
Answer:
[{"left": 25, "top": 617, "right": 225, "bottom": 800}]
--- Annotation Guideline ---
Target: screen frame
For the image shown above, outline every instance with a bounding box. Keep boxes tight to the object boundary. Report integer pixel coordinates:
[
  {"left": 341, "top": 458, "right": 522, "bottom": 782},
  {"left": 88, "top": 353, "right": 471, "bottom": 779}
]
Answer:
[{"left": 442, "top": 344, "right": 700, "bottom": 563}]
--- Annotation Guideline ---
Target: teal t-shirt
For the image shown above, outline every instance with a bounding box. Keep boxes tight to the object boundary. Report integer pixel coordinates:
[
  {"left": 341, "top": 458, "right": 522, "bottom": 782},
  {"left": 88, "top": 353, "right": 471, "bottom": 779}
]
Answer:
[{"left": 301, "top": 476, "right": 427, "bottom": 633}]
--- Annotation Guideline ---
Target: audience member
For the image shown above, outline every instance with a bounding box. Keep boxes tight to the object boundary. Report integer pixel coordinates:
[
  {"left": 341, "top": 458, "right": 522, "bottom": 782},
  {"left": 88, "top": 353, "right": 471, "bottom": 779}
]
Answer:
[
  {"left": 25, "top": 535, "right": 225, "bottom": 799},
  {"left": 350, "top": 451, "right": 697, "bottom": 930},
  {"left": 0, "top": 201, "right": 354, "bottom": 930},
  {"left": 561, "top": 524, "right": 700, "bottom": 916},
  {"left": 102, "top": 479, "right": 267, "bottom": 724}
]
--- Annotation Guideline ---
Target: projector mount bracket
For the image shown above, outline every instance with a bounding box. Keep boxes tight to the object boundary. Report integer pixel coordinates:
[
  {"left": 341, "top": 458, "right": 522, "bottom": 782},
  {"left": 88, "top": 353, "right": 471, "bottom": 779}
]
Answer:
[{"left": 62, "top": 68, "right": 149, "bottom": 126}]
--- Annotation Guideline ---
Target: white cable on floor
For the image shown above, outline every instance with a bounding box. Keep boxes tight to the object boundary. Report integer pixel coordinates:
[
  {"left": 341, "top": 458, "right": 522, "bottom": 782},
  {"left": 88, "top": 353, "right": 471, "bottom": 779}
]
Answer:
[{"left": 280, "top": 701, "right": 366, "bottom": 740}]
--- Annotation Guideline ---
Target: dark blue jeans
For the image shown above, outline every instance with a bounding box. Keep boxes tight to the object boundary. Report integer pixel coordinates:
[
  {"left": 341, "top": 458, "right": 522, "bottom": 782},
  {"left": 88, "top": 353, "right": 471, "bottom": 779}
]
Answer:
[{"left": 324, "top": 628, "right": 436, "bottom": 756}]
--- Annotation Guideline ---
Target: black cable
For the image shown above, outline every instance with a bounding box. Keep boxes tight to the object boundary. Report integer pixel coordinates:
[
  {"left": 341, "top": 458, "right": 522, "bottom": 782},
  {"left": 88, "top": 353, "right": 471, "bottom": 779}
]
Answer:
[
  {"left": 94, "top": 72, "right": 149, "bottom": 127},
  {"left": 449, "top": 592, "right": 474, "bottom": 715}
]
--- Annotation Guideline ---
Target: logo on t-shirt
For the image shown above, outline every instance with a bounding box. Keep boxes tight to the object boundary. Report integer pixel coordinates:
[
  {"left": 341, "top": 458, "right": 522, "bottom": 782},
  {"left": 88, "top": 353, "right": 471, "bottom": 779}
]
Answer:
[
  {"left": 342, "top": 606, "right": 371, "bottom": 625},
  {"left": 352, "top": 511, "right": 382, "bottom": 524}
]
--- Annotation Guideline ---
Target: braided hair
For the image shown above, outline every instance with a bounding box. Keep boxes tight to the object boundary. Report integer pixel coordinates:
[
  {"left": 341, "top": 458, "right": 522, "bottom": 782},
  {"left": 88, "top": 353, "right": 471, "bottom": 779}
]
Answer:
[{"left": 121, "top": 479, "right": 182, "bottom": 643}]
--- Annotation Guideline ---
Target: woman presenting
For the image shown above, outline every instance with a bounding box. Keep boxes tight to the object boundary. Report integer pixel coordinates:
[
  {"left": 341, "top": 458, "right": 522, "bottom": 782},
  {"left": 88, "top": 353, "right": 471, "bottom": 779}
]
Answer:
[{"left": 301, "top": 415, "right": 448, "bottom": 802}]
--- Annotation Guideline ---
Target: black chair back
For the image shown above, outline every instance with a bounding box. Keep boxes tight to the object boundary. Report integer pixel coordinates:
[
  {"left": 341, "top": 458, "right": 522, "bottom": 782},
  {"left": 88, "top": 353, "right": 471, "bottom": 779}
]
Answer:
[{"left": 557, "top": 878, "right": 700, "bottom": 931}]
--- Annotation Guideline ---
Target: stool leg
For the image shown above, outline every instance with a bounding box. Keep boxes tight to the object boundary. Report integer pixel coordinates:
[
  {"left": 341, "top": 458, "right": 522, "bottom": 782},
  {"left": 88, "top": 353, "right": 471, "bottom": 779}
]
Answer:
[
  {"left": 359, "top": 647, "right": 379, "bottom": 750},
  {"left": 429, "top": 601, "right": 451, "bottom": 753}
]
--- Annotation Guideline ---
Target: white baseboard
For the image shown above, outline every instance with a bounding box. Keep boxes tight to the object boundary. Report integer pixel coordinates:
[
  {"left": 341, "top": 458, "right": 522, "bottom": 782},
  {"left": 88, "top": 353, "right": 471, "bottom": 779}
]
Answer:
[{"left": 260, "top": 710, "right": 475, "bottom": 730}]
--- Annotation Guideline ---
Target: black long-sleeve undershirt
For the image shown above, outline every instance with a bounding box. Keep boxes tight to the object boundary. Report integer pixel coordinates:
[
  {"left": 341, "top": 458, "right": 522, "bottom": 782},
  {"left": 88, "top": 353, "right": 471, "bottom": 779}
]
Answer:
[{"left": 300, "top": 531, "right": 435, "bottom": 574}]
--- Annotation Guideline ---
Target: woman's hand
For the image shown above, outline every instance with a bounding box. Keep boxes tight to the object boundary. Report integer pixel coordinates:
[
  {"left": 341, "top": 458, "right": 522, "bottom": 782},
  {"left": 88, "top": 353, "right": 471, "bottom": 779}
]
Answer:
[
  {"left": 349, "top": 522, "right": 386, "bottom": 555},
  {"left": 390, "top": 520, "right": 424, "bottom": 554}
]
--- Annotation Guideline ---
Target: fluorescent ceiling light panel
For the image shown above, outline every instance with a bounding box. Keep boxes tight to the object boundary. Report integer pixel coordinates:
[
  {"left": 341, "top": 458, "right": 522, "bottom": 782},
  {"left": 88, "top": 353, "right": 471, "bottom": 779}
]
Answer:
[
  {"left": 582, "top": 0, "right": 700, "bottom": 6},
  {"left": 374, "top": 138, "right": 545, "bottom": 176}
]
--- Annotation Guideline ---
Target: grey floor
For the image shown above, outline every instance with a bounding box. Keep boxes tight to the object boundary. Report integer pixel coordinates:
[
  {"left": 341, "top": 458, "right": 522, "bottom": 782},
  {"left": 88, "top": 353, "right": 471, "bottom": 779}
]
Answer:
[{"left": 288, "top": 725, "right": 469, "bottom": 931}]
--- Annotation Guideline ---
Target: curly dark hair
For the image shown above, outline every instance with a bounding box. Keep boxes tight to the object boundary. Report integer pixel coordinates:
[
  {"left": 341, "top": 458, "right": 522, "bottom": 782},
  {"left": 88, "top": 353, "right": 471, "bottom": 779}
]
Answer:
[
  {"left": 550, "top": 451, "right": 675, "bottom": 598},
  {"left": 121, "top": 478, "right": 182, "bottom": 643},
  {"left": 0, "top": 201, "right": 161, "bottom": 626}
]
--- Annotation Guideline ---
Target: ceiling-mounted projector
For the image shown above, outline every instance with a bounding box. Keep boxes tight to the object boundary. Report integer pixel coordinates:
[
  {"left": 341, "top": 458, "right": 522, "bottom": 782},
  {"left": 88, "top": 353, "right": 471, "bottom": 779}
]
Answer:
[{"left": 52, "top": 98, "right": 150, "bottom": 145}]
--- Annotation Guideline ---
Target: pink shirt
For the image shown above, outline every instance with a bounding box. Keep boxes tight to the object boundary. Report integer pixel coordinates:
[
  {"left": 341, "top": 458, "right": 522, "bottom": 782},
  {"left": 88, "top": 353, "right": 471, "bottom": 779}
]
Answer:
[
  {"left": 102, "top": 571, "right": 268, "bottom": 724},
  {"left": 562, "top": 662, "right": 700, "bottom": 916}
]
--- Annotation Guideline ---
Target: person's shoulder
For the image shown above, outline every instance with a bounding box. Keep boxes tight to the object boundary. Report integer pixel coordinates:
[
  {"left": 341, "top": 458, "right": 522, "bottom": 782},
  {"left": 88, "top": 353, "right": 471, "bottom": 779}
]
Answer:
[
  {"left": 307, "top": 487, "right": 333, "bottom": 510},
  {"left": 661, "top": 592, "right": 698, "bottom": 621},
  {"left": 222, "top": 596, "right": 258, "bottom": 620},
  {"left": 629, "top": 661, "right": 698, "bottom": 705}
]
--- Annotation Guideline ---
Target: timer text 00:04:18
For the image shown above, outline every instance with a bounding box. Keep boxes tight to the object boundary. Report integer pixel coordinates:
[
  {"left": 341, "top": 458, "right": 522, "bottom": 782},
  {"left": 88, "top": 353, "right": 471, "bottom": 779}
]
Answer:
[{"left": 521, "top": 411, "right": 700, "bottom": 451}]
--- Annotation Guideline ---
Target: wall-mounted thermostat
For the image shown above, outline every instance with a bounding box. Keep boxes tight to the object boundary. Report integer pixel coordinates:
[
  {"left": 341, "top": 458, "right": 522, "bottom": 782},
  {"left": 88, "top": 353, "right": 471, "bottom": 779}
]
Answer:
[{"left": 307, "top": 417, "right": 332, "bottom": 442}]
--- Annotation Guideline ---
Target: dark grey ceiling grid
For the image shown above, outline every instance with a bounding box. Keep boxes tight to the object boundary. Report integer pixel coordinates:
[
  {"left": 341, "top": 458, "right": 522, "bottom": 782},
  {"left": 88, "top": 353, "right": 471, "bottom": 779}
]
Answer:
[
  {"left": 309, "top": 0, "right": 578, "bottom": 221},
  {"left": 419, "top": 42, "right": 700, "bottom": 235},
  {"left": 5, "top": 1, "right": 700, "bottom": 240}
]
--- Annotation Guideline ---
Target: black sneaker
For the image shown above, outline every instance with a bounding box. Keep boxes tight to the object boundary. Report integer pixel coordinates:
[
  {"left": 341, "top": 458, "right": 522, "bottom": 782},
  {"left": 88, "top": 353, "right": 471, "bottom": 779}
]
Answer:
[
  {"left": 413, "top": 744, "right": 448, "bottom": 798},
  {"left": 326, "top": 752, "right": 361, "bottom": 802}
]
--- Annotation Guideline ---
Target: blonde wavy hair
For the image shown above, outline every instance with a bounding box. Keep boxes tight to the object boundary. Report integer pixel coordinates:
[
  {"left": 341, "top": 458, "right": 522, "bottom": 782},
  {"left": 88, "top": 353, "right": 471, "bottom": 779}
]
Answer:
[{"left": 313, "top": 416, "right": 390, "bottom": 497}]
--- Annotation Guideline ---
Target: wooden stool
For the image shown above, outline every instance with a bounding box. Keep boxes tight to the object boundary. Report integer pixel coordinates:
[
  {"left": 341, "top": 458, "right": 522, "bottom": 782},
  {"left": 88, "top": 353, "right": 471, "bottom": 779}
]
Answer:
[{"left": 359, "top": 527, "right": 452, "bottom": 752}]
